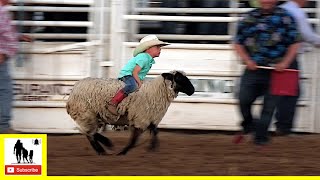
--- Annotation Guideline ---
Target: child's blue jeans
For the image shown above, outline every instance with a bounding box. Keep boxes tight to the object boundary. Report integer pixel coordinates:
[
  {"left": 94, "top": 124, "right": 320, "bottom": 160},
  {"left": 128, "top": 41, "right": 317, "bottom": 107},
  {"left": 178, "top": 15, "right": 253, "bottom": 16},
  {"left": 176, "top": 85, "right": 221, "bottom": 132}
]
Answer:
[{"left": 119, "top": 75, "right": 138, "bottom": 95}]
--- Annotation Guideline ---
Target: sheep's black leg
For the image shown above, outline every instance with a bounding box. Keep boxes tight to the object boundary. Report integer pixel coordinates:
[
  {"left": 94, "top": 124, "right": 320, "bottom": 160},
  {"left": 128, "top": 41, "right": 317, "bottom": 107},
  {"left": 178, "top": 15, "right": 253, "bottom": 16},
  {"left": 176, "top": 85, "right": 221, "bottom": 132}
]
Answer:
[
  {"left": 117, "top": 127, "right": 142, "bottom": 155},
  {"left": 86, "top": 135, "right": 106, "bottom": 155},
  {"left": 148, "top": 123, "right": 159, "bottom": 151},
  {"left": 94, "top": 133, "right": 114, "bottom": 149}
]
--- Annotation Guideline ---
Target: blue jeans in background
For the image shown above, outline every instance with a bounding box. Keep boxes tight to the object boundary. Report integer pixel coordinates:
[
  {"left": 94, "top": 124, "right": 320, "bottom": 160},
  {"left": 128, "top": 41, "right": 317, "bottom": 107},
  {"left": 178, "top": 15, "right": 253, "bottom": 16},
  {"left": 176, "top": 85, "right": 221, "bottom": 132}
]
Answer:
[
  {"left": 238, "top": 69, "right": 278, "bottom": 145},
  {"left": 0, "top": 60, "right": 13, "bottom": 132},
  {"left": 274, "top": 59, "right": 300, "bottom": 135}
]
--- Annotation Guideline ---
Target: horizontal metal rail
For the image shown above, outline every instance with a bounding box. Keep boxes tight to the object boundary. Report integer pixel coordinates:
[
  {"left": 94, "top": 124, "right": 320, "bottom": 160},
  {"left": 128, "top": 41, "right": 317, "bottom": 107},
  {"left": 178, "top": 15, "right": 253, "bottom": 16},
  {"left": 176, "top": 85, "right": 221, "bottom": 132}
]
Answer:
[
  {"left": 175, "top": 97, "right": 308, "bottom": 106},
  {"left": 134, "top": 8, "right": 252, "bottom": 14},
  {"left": 12, "top": 98, "right": 308, "bottom": 107},
  {"left": 12, "top": 20, "right": 92, "bottom": 27},
  {"left": 36, "top": 40, "right": 101, "bottom": 53},
  {"left": 124, "top": 42, "right": 233, "bottom": 50},
  {"left": 13, "top": 76, "right": 87, "bottom": 81},
  {"left": 24, "top": 33, "right": 88, "bottom": 39},
  {"left": 124, "top": 15, "right": 320, "bottom": 24},
  {"left": 124, "top": 15, "right": 238, "bottom": 22},
  {"left": 149, "top": 70, "right": 241, "bottom": 77},
  {"left": 134, "top": 7, "right": 318, "bottom": 14},
  {"left": 14, "top": 101, "right": 67, "bottom": 108},
  {"left": 11, "top": 0, "right": 93, "bottom": 5},
  {"left": 24, "top": 33, "right": 110, "bottom": 39},
  {"left": 147, "top": 70, "right": 312, "bottom": 79},
  {"left": 134, "top": 34, "right": 232, "bottom": 41},
  {"left": 8, "top": 6, "right": 110, "bottom": 13}
]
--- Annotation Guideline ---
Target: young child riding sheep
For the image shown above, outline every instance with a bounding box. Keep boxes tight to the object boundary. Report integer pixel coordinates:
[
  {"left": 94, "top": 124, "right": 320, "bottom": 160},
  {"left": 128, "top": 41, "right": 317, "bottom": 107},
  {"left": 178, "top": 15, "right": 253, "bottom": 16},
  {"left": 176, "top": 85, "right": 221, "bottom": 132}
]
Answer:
[
  {"left": 108, "top": 35, "right": 169, "bottom": 115},
  {"left": 66, "top": 35, "right": 195, "bottom": 155}
]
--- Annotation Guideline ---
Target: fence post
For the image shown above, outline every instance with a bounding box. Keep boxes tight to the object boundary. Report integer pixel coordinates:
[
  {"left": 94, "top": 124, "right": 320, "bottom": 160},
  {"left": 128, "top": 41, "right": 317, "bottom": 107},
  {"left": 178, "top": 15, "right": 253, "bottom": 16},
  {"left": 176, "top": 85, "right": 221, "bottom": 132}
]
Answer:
[
  {"left": 314, "top": 1, "right": 320, "bottom": 133},
  {"left": 109, "top": 0, "right": 127, "bottom": 78}
]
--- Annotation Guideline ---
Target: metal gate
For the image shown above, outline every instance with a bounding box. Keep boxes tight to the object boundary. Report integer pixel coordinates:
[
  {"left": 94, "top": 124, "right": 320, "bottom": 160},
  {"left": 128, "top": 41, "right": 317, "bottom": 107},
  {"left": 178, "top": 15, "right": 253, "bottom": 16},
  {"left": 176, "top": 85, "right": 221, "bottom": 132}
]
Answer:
[
  {"left": 115, "top": 0, "right": 320, "bottom": 132},
  {"left": 10, "top": 0, "right": 320, "bottom": 133}
]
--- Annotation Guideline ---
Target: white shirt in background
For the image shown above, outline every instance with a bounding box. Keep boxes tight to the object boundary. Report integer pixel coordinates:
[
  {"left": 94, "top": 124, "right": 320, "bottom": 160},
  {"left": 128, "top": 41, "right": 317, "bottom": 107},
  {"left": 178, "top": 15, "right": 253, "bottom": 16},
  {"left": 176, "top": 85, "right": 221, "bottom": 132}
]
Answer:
[{"left": 281, "top": 1, "right": 320, "bottom": 53}]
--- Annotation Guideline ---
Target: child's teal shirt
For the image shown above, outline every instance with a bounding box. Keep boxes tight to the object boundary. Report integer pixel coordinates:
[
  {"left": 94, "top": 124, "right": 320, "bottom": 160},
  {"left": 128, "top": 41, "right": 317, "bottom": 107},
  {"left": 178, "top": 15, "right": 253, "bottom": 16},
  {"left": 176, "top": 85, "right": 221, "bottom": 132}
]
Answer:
[{"left": 118, "top": 53, "right": 155, "bottom": 80}]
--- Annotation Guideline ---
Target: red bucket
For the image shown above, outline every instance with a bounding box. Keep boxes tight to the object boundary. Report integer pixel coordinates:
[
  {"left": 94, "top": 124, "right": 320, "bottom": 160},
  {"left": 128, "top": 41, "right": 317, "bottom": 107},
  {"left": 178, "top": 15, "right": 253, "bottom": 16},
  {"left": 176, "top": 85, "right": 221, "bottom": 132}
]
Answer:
[{"left": 270, "top": 69, "right": 299, "bottom": 96}]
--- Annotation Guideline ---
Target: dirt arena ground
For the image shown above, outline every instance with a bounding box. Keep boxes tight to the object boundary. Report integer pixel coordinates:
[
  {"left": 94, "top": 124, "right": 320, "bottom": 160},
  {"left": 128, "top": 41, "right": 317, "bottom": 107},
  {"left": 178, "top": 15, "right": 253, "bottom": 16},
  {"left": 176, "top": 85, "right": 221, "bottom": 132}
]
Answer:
[{"left": 47, "top": 129, "right": 320, "bottom": 176}]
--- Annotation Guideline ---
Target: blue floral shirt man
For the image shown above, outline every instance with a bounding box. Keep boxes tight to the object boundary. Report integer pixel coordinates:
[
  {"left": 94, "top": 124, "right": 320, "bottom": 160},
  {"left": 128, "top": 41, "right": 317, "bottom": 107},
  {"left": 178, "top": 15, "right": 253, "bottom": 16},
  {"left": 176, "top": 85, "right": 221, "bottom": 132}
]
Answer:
[
  {"left": 235, "top": 7, "right": 301, "bottom": 66},
  {"left": 233, "top": 2, "right": 301, "bottom": 146}
]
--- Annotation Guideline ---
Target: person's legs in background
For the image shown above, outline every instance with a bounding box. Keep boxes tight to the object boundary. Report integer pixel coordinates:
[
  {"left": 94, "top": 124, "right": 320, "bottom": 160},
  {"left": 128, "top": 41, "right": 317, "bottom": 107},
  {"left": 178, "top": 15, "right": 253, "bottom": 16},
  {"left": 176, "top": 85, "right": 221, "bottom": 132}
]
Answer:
[
  {"left": 0, "top": 60, "right": 13, "bottom": 133},
  {"left": 233, "top": 70, "right": 261, "bottom": 144},
  {"left": 238, "top": 70, "right": 263, "bottom": 134},
  {"left": 274, "top": 59, "right": 300, "bottom": 135},
  {"left": 274, "top": 95, "right": 299, "bottom": 135},
  {"left": 235, "top": 69, "right": 276, "bottom": 145},
  {"left": 239, "top": 83, "right": 258, "bottom": 134},
  {"left": 255, "top": 92, "right": 279, "bottom": 145}
]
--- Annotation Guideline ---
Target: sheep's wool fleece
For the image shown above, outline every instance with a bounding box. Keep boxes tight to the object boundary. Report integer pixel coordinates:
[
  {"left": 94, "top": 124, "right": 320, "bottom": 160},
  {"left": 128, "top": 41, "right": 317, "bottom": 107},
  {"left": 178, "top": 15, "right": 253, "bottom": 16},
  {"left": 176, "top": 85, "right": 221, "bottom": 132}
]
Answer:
[
  {"left": 66, "top": 78, "right": 124, "bottom": 129},
  {"left": 118, "top": 75, "right": 177, "bottom": 130},
  {"left": 67, "top": 74, "right": 178, "bottom": 133}
]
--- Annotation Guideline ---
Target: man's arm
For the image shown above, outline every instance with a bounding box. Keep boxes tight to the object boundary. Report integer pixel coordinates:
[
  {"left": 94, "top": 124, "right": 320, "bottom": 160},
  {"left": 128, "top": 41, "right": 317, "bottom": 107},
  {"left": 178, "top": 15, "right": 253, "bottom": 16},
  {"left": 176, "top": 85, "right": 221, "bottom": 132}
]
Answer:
[
  {"left": 0, "top": 8, "right": 18, "bottom": 63},
  {"left": 295, "top": 11, "right": 320, "bottom": 46},
  {"left": 233, "top": 43, "right": 257, "bottom": 71}
]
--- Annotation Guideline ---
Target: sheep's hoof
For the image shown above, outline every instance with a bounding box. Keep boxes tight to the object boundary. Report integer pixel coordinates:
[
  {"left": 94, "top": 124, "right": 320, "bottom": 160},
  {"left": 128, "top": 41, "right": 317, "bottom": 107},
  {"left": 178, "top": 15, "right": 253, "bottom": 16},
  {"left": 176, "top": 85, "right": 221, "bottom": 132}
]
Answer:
[
  {"left": 148, "top": 140, "right": 159, "bottom": 152},
  {"left": 107, "top": 145, "right": 114, "bottom": 151},
  {"left": 148, "top": 145, "right": 159, "bottom": 152},
  {"left": 147, "top": 147, "right": 157, "bottom": 152},
  {"left": 106, "top": 149, "right": 115, "bottom": 155},
  {"left": 97, "top": 151, "right": 107, "bottom": 156},
  {"left": 116, "top": 151, "right": 127, "bottom": 156}
]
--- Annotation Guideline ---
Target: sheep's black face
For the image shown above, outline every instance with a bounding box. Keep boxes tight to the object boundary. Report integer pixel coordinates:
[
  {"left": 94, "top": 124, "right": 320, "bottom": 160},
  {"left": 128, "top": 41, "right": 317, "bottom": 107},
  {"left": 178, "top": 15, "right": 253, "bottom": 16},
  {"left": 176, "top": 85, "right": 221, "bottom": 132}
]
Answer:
[
  {"left": 173, "top": 72, "right": 195, "bottom": 96},
  {"left": 162, "top": 71, "right": 195, "bottom": 96}
]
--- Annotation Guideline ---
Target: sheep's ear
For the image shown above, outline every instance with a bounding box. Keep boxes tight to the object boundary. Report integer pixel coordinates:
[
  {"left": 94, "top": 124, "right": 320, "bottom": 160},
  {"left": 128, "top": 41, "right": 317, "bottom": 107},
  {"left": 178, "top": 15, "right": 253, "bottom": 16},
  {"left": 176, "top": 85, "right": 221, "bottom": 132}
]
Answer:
[{"left": 161, "top": 73, "right": 174, "bottom": 81}]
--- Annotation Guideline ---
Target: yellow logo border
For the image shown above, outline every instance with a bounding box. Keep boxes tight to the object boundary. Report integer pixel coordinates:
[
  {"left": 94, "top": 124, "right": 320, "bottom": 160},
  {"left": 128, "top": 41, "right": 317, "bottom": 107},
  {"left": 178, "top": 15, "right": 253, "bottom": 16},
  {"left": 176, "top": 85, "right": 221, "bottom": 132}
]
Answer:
[{"left": 0, "top": 134, "right": 47, "bottom": 178}]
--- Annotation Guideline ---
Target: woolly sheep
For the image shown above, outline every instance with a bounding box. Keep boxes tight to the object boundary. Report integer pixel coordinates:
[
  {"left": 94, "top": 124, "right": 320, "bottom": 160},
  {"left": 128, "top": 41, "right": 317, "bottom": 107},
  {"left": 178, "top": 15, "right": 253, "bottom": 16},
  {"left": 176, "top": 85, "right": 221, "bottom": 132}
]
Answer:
[{"left": 66, "top": 70, "right": 195, "bottom": 155}]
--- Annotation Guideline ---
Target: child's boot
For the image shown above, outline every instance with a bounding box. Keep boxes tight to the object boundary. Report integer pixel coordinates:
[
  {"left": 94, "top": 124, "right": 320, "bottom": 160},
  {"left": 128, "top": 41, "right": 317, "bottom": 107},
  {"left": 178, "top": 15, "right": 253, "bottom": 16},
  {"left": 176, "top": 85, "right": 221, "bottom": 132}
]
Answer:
[{"left": 107, "top": 90, "right": 127, "bottom": 115}]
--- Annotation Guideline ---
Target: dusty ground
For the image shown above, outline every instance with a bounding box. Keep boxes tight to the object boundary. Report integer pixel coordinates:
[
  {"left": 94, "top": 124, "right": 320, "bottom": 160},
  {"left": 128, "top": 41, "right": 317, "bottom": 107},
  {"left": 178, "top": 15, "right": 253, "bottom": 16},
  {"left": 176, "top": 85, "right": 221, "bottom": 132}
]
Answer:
[{"left": 47, "top": 129, "right": 320, "bottom": 176}]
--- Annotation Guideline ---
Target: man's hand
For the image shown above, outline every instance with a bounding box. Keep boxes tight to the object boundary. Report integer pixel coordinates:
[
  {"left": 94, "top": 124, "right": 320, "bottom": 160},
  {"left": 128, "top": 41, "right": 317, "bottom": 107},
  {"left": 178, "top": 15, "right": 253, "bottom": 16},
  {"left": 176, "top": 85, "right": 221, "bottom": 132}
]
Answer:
[
  {"left": 275, "top": 61, "right": 289, "bottom": 71},
  {"left": 233, "top": 44, "right": 258, "bottom": 71},
  {"left": 19, "top": 34, "right": 33, "bottom": 42},
  {"left": 245, "top": 59, "right": 258, "bottom": 71},
  {"left": 0, "top": 54, "right": 6, "bottom": 64}
]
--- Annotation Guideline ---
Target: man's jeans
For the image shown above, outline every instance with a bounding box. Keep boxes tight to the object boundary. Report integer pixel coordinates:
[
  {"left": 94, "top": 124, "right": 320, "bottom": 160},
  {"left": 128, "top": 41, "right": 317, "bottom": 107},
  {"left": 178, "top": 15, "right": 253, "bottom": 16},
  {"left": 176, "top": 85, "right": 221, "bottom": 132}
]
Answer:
[
  {"left": 0, "top": 60, "right": 13, "bottom": 132},
  {"left": 119, "top": 75, "right": 138, "bottom": 95},
  {"left": 238, "top": 69, "right": 278, "bottom": 144},
  {"left": 274, "top": 59, "right": 300, "bottom": 134}
]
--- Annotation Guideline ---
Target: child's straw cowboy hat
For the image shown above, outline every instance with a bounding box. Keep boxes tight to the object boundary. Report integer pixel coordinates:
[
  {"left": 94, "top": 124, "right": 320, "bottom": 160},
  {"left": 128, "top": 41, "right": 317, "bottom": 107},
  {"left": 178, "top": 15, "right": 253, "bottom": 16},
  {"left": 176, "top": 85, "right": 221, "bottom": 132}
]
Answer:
[{"left": 133, "top": 35, "right": 169, "bottom": 57}]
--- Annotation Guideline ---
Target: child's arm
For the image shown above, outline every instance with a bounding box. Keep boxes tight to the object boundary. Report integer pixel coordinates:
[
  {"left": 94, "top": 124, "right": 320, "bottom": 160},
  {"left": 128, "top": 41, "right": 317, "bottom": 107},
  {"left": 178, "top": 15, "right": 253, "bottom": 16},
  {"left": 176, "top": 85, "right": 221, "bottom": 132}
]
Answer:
[{"left": 133, "top": 65, "right": 142, "bottom": 88}]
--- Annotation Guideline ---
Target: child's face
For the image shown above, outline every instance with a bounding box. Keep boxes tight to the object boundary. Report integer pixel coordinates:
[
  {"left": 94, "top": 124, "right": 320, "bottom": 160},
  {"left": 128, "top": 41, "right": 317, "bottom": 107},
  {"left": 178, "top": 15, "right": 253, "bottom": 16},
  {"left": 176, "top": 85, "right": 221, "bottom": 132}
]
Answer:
[{"left": 146, "top": 45, "right": 162, "bottom": 58}]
